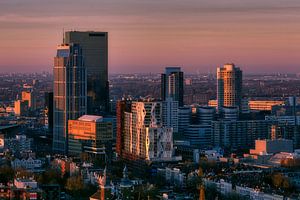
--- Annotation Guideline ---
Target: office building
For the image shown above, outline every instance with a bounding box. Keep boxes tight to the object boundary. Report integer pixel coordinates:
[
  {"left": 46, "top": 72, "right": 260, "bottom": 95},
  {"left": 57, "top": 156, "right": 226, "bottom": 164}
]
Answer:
[
  {"left": 220, "top": 106, "right": 239, "bottom": 121},
  {"left": 268, "top": 123, "right": 300, "bottom": 149},
  {"left": 161, "top": 67, "right": 184, "bottom": 106},
  {"left": 248, "top": 100, "right": 284, "bottom": 111},
  {"left": 68, "top": 115, "right": 113, "bottom": 160},
  {"left": 250, "top": 139, "right": 293, "bottom": 155},
  {"left": 64, "top": 31, "right": 109, "bottom": 113},
  {"left": 14, "top": 100, "right": 28, "bottom": 116},
  {"left": 21, "top": 91, "right": 36, "bottom": 110},
  {"left": 162, "top": 98, "right": 179, "bottom": 133},
  {"left": 53, "top": 44, "right": 87, "bottom": 154},
  {"left": 217, "top": 63, "right": 242, "bottom": 110},
  {"left": 212, "top": 119, "right": 271, "bottom": 150},
  {"left": 197, "top": 106, "right": 216, "bottom": 125},
  {"left": 116, "top": 100, "right": 132, "bottom": 156},
  {"left": 184, "top": 124, "right": 212, "bottom": 148},
  {"left": 178, "top": 106, "right": 191, "bottom": 135}
]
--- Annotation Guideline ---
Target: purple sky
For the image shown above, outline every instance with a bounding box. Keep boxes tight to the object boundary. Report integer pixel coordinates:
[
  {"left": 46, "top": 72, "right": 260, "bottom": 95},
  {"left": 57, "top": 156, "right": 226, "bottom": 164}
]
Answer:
[{"left": 0, "top": 0, "right": 300, "bottom": 74}]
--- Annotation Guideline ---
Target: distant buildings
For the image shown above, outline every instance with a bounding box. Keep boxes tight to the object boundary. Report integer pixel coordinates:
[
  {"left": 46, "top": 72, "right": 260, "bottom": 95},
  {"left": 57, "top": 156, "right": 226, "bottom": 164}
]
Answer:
[
  {"left": 53, "top": 44, "right": 87, "bottom": 154},
  {"left": 14, "top": 100, "right": 28, "bottom": 116},
  {"left": 217, "top": 64, "right": 242, "bottom": 110},
  {"left": 21, "top": 91, "right": 36, "bottom": 110},
  {"left": 5, "top": 135, "right": 32, "bottom": 156},
  {"left": 11, "top": 157, "right": 42, "bottom": 170},
  {"left": 161, "top": 67, "right": 184, "bottom": 106},
  {"left": 248, "top": 100, "right": 284, "bottom": 111},
  {"left": 250, "top": 139, "right": 293, "bottom": 155},
  {"left": 64, "top": 31, "right": 109, "bottom": 113}
]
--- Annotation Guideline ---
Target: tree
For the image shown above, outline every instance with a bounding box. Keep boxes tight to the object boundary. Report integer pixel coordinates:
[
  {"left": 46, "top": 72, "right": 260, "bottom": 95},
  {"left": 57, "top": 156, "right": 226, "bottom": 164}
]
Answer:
[
  {"left": 205, "top": 184, "right": 218, "bottom": 200},
  {"left": 0, "top": 165, "right": 14, "bottom": 184},
  {"left": 271, "top": 172, "right": 292, "bottom": 192},
  {"left": 37, "top": 168, "right": 66, "bottom": 186},
  {"left": 80, "top": 152, "right": 90, "bottom": 162},
  {"left": 66, "top": 175, "right": 84, "bottom": 191}
]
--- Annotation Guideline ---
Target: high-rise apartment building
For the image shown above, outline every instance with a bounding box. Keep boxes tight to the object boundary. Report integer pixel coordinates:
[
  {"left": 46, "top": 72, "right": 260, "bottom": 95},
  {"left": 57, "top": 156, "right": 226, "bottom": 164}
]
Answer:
[
  {"left": 161, "top": 67, "right": 184, "bottom": 106},
  {"left": 217, "top": 64, "right": 242, "bottom": 110},
  {"left": 116, "top": 100, "right": 132, "bottom": 156},
  {"left": 64, "top": 31, "right": 109, "bottom": 114},
  {"left": 53, "top": 44, "right": 87, "bottom": 154},
  {"left": 120, "top": 100, "right": 174, "bottom": 161}
]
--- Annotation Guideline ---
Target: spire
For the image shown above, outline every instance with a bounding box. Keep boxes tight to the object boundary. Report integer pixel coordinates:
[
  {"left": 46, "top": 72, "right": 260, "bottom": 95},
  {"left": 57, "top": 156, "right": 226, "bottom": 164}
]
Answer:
[{"left": 123, "top": 165, "right": 128, "bottom": 179}]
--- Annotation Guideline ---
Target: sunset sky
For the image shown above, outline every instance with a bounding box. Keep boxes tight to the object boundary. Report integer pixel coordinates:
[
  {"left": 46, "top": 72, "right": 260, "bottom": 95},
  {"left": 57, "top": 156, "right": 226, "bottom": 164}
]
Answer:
[{"left": 0, "top": 0, "right": 300, "bottom": 73}]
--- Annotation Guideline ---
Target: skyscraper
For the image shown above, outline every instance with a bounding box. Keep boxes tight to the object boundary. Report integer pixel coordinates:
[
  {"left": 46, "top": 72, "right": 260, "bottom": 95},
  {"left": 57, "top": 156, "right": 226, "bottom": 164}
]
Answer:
[
  {"left": 162, "top": 97, "right": 179, "bottom": 133},
  {"left": 53, "top": 44, "right": 87, "bottom": 154},
  {"left": 116, "top": 99, "right": 132, "bottom": 156},
  {"left": 64, "top": 31, "right": 109, "bottom": 114},
  {"left": 122, "top": 100, "right": 174, "bottom": 161},
  {"left": 44, "top": 92, "right": 53, "bottom": 132},
  {"left": 161, "top": 67, "right": 184, "bottom": 106},
  {"left": 217, "top": 63, "right": 242, "bottom": 110}
]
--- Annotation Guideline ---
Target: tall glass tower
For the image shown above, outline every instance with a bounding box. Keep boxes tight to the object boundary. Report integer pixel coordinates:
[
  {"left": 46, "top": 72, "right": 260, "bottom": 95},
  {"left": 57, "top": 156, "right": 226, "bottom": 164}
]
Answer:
[
  {"left": 53, "top": 44, "right": 87, "bottom": 154},
  {"left": 64, "top": 31, "right": 109, "bottom": 114},
  {"left": 161, "top": 67, "right": 184, "bottom": 106}
]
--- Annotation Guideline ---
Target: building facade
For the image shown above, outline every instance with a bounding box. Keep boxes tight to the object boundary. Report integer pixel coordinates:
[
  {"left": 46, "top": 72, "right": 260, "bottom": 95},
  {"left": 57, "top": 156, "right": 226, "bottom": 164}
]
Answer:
[
  {"left": 162, "top": 98, "right": 179, "bottom": 133},
  {"left": 121, "top": 100, "right": 175, "bottom": 161},
  {"left": 217, "top": 63, "right": 242, "bottom": 110},
  {"left": 21, "top": 91, "right": 36, "bottom": 110},
  {"left": 14, "top": 100, "right": 28, "bottom": 116},
  {"left": 161, "top": 67, "right": 184, "bottom": 106},
  {"left": 64, "top": 31, "right": 109, "bottom": 113},
  {"left": 212, "top": 119, "right": 271, "bottom": 150},
  {"left": 68, "top": 115, "right": 113, "bottom": 160},
  {"left": 53, "top": 44, "right": 87, "bottom": 154}
]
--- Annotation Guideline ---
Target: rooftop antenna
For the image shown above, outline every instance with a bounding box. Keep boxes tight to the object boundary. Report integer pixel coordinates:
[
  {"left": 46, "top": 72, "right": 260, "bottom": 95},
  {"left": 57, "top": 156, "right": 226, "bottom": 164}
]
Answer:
[{"left": 62, "top": 28, "right": 65, "bottom": 44}]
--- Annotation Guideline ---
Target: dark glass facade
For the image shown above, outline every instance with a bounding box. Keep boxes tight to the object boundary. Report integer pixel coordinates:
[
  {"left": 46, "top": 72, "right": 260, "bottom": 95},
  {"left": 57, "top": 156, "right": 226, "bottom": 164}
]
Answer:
[
  {"left": 64, "top": 31, "right": 109, "bottom": 114},
  {"left": 161, "top": 67, "right": 184, "bottom": 106}
]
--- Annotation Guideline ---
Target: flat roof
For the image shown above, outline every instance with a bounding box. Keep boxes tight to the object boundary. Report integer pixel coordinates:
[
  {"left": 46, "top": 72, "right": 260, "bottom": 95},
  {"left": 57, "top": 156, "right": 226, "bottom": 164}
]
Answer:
[{"left": 78, "top": 115, "right": 103, "bottom": 122}]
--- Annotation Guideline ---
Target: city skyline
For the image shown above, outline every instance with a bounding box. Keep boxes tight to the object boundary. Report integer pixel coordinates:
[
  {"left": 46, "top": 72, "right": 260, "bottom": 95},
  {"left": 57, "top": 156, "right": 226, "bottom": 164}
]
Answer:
[
  {"left": 0, "top": 0, "right": 300, "bottom": 73},
  {"left": 1, "top": 1, "right": 300, "bottom": 198}
]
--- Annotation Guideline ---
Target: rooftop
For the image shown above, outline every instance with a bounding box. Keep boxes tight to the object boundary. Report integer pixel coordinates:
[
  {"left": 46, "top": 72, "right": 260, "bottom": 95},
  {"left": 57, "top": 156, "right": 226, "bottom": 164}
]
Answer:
[{"left": 78, "top": 115, "right": 103, "bottom": 122}]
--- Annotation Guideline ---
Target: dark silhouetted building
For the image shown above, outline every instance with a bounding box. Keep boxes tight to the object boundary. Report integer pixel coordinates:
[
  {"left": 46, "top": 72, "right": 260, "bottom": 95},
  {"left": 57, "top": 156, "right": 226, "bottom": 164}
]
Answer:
[
  {"left": 44, "top": 92, "right": 53, "bottom": 133},
  {"left": 161, "top": 67, "right": 184, "bottom": 106},
  {"left": 64, "top": 31, "right": 109, "bottom": 114},
  {"left": 116, "top": 100, "right": 132, "bottom": 156}
]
